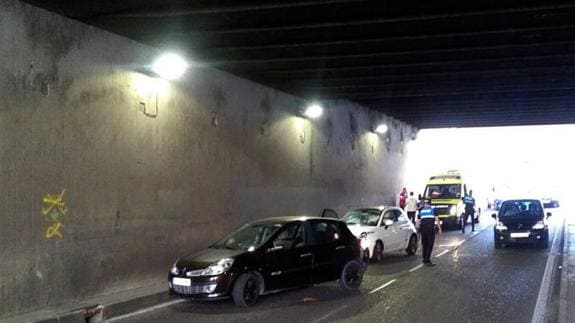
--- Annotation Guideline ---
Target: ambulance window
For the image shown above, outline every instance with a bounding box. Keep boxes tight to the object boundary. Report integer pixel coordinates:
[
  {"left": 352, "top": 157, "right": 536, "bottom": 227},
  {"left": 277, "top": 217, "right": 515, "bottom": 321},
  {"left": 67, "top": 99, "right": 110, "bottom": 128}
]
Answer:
[{"left": 463, "top": 184, "right": 467, "bottom": 196}]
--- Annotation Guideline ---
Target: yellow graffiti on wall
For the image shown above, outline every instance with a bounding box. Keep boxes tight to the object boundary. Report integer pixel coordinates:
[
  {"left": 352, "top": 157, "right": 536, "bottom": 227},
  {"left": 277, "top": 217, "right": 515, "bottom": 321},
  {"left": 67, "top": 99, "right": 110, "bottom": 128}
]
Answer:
[{"left": 42, "top": 190, "right": 67, "bottom": 239}]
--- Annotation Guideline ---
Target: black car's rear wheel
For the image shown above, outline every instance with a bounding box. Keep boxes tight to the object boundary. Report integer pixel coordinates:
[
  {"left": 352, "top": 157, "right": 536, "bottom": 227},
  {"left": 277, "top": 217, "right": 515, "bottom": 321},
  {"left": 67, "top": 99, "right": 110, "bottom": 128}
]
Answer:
[
  {"left": 406, "top": 234, "right": 418, "bottom": 255},
  {"left": 232, "top": 273, "right": 260, "bottom": 307},
  {"left": 339, "top": 260, "right": 363, "bottom": 291}
]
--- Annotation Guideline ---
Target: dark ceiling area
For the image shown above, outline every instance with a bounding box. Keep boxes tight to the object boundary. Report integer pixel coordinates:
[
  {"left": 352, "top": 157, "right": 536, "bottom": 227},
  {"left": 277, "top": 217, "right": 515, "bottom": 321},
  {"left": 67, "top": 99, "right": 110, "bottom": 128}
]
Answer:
[{"left": 24, "top": 0, "right": 575, "bottom": 128}]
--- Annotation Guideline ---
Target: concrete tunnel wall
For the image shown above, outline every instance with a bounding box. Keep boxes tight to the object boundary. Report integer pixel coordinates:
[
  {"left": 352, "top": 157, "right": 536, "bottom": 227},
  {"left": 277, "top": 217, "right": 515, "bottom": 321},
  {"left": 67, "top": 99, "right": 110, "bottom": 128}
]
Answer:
[{"left": 0, "top": 0, "right": 417, "bottom": 317}]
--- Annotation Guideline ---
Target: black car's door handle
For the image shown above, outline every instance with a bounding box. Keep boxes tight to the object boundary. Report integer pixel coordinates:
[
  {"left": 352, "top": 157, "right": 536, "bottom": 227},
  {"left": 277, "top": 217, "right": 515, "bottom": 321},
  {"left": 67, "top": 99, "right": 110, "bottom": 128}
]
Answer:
[
  {"left": 335, "top": 246, "right": 346, "bottom": 250},
  {"left": 300, "top": 253, "right": 312, "bottom": 258}
]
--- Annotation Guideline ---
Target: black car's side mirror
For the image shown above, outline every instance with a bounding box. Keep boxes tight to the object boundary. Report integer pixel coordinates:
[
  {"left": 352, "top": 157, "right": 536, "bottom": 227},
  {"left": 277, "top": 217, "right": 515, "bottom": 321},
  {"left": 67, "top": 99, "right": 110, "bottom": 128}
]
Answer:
[
  {"left": 546, "top": 212, "right": 552, "bottom": 218},
  {"left": 267, "top": 245, "right": 284, "bottom": 253},
  {"left": 491, "top": 213, "right": 497, "bottom": 219},
  {"left": 418, "top": 194, "right": 422, "bottom": 200}
]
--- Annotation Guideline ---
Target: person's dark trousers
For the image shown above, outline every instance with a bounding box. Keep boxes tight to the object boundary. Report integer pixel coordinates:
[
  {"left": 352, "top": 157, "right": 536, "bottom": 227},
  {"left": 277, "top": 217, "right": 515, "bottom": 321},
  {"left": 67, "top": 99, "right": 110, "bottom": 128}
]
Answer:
[
  {"left": 407, "top": 211, "right": 416, "bottom": 224},
  {"left": 420, "top": 219, "right": 436, "bottom": 263},
  {"left": 462, "top": 211, "right": 475, "bottom": 233}
]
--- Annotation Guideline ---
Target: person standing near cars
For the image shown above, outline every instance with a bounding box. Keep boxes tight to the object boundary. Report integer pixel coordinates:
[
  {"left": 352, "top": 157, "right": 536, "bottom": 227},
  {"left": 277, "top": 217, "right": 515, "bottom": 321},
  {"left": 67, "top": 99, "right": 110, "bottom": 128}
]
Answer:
[
  {"left": 406, "top": 192, "right": 418, "bottom": 225},
  {"left": 418, "top": 200, "right": 441, "bottom": 266},
  {"left": 462, "top": 190, "right": 476, "bottom": 233},
  {"left": 399, "top": 187, "right": 408, "bottom": 209}
]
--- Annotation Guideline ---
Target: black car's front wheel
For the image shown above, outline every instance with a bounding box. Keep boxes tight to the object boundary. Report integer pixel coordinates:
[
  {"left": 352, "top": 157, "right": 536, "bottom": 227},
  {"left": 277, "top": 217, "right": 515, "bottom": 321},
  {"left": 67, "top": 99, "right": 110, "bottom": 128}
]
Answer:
[
  {"left": 339, "top": 260, "right": 364, "bottom": 291},
  {"left": 232, "top": 273, "right": 261, "bottom": 307}
]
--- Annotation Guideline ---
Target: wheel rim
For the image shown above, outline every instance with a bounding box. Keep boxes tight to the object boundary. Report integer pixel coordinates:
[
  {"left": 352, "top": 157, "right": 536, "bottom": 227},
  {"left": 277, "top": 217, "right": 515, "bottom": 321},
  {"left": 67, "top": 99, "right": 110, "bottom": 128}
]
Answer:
[
  {"left": 344, "top": 263, "right": 362, "bottom": 288},
  {"left": 243, "top": 277, "right": 258, "bottom": 304}
]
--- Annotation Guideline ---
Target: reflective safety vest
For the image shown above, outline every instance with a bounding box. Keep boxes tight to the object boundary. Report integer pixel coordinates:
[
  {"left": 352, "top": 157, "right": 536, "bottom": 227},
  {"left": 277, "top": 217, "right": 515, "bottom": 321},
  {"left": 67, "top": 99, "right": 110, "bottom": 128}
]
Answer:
[
  {"left": 419, "top": 207, "right": 436, "bottom": 219},
  {"left": 463, "top": 195, "right": 475, "bottom": 205}
]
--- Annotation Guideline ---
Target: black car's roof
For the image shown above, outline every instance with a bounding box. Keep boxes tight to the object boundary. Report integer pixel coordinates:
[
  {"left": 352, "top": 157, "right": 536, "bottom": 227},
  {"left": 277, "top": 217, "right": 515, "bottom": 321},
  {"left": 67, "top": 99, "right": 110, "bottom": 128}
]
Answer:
[{"left": 250, "top": 216, "right": 341, "bottom": 225}]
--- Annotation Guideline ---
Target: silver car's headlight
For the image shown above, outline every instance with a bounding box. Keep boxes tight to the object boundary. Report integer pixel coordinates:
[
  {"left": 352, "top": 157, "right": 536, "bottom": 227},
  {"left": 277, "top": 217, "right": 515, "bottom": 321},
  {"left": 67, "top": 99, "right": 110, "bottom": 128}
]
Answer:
[
  {"left": 201, "top": 258, "right": 235, "bottom": 276},
  {"left": 495, "top": 221, "right": 508, "bottom": 231},
  {"left": 532, "top": 221, "right": 545, "bottom": 230}
]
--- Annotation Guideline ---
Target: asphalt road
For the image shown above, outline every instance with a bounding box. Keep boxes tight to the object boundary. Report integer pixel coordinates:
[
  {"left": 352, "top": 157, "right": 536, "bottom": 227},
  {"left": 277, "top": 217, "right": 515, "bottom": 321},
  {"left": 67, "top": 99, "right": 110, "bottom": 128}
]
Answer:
[{"left": 114, "top": 209, "right": 564, "bottom": 323}]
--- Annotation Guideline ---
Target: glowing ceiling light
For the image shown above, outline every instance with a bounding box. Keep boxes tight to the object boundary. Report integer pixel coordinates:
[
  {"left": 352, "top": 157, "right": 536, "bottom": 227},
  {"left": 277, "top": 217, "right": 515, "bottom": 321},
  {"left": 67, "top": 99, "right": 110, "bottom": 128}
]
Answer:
[
  {"left": 151, "top": 53, "right": 188, "bottom": 80},
  {"left": 374, "top": 124, "right": 388, "bottom": 134},
  {"left": 303, "top": 104, "right": 323, "bottom": 119}
]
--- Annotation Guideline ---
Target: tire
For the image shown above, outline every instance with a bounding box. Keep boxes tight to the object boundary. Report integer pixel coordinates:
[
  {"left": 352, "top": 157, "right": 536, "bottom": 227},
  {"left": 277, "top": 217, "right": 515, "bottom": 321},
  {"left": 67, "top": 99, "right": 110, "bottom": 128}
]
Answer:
[
  {"left": 371, "top": 241, "right": 383, "bottom": 262},
  {"left": 406, "top": 234, "right": 418, "bottom": 255},
  {"left": 540, "top": 235, "right": 549, "bottom": 248},
  {"left": 232, "top": 273, "right": 261, "bottom": 307},
  {"left": 339, "top": 259, "right": 364, "bottom": 291},
  {"left": 494, "top": 242, "right": 502, "bottom": 249}
]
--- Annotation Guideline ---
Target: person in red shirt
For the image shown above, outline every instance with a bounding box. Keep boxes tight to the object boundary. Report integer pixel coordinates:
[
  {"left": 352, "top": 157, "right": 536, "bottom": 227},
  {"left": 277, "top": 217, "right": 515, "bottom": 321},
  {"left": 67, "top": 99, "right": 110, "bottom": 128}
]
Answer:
[{"left": 399, "top": 187, "right": 408, "bottom": 210}]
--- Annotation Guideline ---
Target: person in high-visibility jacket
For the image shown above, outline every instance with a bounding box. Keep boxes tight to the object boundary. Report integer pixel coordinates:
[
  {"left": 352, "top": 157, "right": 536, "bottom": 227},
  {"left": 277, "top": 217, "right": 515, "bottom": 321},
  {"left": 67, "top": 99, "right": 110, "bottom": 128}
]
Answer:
[
  {"left": 418, "top": 200, "right": 442, "bottom": 266},
  {"left": 462, "top": 190, "right": 476, "bottom": 233}
]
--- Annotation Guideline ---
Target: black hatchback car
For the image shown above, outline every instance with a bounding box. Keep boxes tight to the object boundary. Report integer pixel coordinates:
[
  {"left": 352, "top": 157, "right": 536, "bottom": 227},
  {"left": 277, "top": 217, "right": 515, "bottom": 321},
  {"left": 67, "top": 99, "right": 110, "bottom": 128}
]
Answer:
[
  {"left": 168, "top": 216, "right": 364, "bottom": 306},
  {"left": 492, "top": 199, "right": 551, "bottom": 248}
]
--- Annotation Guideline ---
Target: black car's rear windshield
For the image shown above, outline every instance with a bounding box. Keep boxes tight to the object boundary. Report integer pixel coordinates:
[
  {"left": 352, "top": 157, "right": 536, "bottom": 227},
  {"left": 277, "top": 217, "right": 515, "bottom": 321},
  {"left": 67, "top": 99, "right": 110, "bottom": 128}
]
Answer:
[
  {"left": 499, "top": 200, "right": 543, "bottom": 218},
  {"left": 212, "top": 222, "right": 283, "bottom": 251}
]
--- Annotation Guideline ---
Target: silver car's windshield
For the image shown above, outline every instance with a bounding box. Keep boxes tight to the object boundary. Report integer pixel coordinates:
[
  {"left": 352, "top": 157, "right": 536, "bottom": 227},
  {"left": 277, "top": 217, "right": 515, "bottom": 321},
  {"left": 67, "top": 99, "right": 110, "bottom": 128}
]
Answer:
[{"left": 342, "top": 209, "right": 381, "bottom": 226}]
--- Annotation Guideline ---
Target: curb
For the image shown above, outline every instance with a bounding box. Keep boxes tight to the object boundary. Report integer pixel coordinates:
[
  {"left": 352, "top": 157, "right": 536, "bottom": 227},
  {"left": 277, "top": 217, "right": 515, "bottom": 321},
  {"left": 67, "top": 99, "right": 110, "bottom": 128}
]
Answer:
[
  {"left": 103, "top": 290, "right": 173, "bottom": 321},
  {"left": 559, "top": 219, "right": 574, "bottom": 323},
  {"left": 0, "top": 285, "right": 171, "bottom": 323}
]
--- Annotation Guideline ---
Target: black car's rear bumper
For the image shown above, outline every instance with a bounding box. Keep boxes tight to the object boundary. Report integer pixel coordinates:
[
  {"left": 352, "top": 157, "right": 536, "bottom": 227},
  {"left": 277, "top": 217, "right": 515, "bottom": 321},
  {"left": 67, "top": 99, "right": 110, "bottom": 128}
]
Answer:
[
  {"left": 168, "top": 271, "right": 237, "bottom": 299},
  {"left": 494, "top": 229, "right": 548, "bottom": 244}
]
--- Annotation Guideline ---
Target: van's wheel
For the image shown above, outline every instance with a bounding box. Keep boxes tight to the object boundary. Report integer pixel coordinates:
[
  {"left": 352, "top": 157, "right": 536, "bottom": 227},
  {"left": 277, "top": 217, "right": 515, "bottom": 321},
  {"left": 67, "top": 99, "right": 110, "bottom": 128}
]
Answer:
[
  {"left": 371, "top": 241, "right": 383, "bottom": 262},
  {"left": 406, "top": 234, "right": 418, "bottom": 255},
  {"left": 339, "top": 260, "right": 364, "bottom": 291},
  {"left": 232, "top": 273, "right": 260, "bottom": 307}
]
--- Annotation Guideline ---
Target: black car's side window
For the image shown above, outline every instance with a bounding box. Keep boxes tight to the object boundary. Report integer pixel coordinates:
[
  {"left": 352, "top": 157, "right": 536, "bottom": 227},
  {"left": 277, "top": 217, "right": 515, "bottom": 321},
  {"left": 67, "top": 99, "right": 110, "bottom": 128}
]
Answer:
[
  {"left": 310, "top": 221, "right": 341, "bottom": 245},
  {"left": 272, "top": 223, "right": 303, "bottom": 250}
]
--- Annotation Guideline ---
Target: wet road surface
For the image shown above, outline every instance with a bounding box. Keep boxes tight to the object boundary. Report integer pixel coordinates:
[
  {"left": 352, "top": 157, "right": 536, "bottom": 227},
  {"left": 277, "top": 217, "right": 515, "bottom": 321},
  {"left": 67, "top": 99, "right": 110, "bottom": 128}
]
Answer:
[{"left": 114, "top": 210, "right": 564, "bottom": 323}]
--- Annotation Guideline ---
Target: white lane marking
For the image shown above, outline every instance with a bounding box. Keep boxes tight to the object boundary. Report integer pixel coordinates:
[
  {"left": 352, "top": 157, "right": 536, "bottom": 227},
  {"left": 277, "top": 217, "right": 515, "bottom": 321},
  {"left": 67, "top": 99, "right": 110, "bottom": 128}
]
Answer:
[
  {"left": 409, "top": 264, "right": 424, "bottom": 272},
  {"left": 434, "top": 249, "right": 450, "bottom": 258},
  {"left": 107, "top": 299, "right": 186, "bottom": 322},
  {"left": 531, "top": 218, "right": 563, "bottom": 323},
  {"left": 439, "top": 240, "right": 465, "bottom": 247},
  {"left": 311, "top": 304, "right": 349, "bottom": 323},
  {"left": 368, "top": 279, "right": 397, "bottom": 294}
]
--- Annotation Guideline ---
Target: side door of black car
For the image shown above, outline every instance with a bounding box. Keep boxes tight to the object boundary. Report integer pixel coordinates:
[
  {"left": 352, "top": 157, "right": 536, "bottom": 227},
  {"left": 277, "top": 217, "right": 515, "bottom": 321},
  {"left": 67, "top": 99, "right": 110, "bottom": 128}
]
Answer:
[
  {"left": 263, "top": 222, "right": 313, "bottom": 291},
  {"left": 309, "top": 220, "right": 348, "bottom": 283}
]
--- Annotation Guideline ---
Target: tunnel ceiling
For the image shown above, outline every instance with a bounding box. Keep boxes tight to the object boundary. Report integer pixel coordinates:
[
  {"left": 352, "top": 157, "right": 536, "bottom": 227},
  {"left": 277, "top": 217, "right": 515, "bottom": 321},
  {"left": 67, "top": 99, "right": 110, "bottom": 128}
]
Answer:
[{"left": 23, "top": 0, "right": 575, "bottom": 128}]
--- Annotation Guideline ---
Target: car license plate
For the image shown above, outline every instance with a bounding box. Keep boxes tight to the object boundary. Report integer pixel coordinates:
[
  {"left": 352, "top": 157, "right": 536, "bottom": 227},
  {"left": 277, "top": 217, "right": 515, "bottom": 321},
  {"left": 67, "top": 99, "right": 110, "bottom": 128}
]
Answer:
[
  {"left": 173, "top": 277, "right": 191, "bottom": 287},
  {"left": 510, "top": 232, "right": 530, "bottom": 238}
]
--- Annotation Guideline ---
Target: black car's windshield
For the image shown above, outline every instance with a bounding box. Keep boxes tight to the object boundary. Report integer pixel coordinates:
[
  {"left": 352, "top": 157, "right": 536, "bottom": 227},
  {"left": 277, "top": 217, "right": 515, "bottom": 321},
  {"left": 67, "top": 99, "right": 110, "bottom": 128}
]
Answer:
[
  {"left": 499, "top": 200, "right": 543, "bottom": 218},
  {"left": 212, "top": 222, "right": 283, "bottom": 251},
  {"left": 424, "top": 184, "right": 461, "bottom": 199},
  {"left": 342, "top": 209, "right": 381, "bottom": 226}
]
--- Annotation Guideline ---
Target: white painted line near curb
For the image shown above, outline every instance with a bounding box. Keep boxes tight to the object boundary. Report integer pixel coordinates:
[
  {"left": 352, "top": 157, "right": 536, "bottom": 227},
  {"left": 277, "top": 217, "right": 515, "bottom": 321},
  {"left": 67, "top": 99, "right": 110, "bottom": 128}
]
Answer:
[
  {"left": 434, "top": 249, "right": 450, "bottom": 258},
  {"left": 409, "top": 264, "right": 424, "bottom": 273},
  {"left": 311, "top": 304, "right": 349, "bottom": 323},
  {"left": 368, "top": 279, "right": 397, "bottom": 294},
  {"left": 531, "top": 219, "right": 563, "bottom": 323},
  {"left": 107, "top": 299, "right": 186, "bottom": 322}
]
